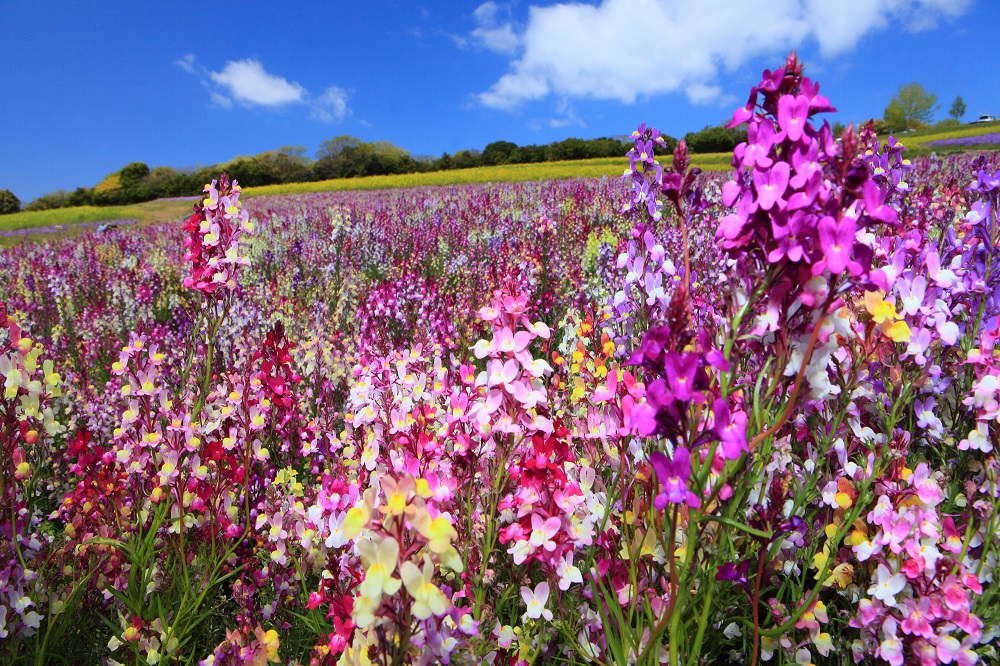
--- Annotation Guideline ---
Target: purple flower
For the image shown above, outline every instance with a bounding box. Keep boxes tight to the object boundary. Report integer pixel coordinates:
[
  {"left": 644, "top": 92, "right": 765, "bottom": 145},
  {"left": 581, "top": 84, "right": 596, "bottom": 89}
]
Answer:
[
  {"left": 964, "top": 201, "right": 991, "bottom": 225},
  {"left": 663, "top": 351, "right": 699, "bottom": 402},
  {"left": 862, "top": 181, "right": 898, "bottom": 225},
  {"left": 739, "top": 120, "right": 779, "bottom": 169},
  {"left": 649, "top": 447, "right": 699, "bottom": 509},
  {"left": 716, "top": 560, "right": 751, "bottom": 595},
  {"left": 800, "top": 78, "right": 835, "bottom": 114},
  {"left": 789, "top": 143, "right": 822, "bottom": 190},
  {"left": 768, "top": 210, "right": 807, "bottom": 263},
  {"left": 896, "top": 275, "right": 926, "bottom": 316},
  {"left": 625, "top": 326, "right": 672, "bottom": 369},
  {"left": 753, "top": 162, "right": 789, "bottom": 211},
  {"left": 818, "top": 214, "right": 856, "bottom": 274},
  {"left": 777, "top": 94, "right": 810, "bottom": 143},
  {"left": 713, "top": 399, "right": 748, "bottom": 459}
]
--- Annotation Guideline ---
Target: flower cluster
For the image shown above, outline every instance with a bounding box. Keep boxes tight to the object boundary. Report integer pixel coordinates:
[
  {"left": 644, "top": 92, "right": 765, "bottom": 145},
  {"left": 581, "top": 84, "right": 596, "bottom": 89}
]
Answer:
[
  {"left": 0, "top": 303, "right": 62, "bottom": 640},
  {"left": 719, "top": 53, "right": 896, "bottom": 305},
  {"left": 183, "top": 173, "right": 254, "bottom": 297}
]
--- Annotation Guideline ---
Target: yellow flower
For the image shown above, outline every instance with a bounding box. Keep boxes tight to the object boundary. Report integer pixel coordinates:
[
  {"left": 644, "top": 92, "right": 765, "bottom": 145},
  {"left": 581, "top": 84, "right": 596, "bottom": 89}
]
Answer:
[
  {"left": 400, "top": 555, "right": 450, "bottom": 620},
  {"left": 379, "top": 475, "right": 417, "bottom": 517},
  {"left": 834, "top": 492, "right": 853, "bottom": 509},
  {"left": 357, "top": 537, "right": 402, "bottom": 602},
  {"left": 824, "top": 562, "right": 854, "bottom": 589},
  {"left": 343, "top": 489, "right": 375, "bottom": 540},
  {"left": 262, "top": 628, "right": 280, "bottom": 663},
  {"left": 883, "top": 320, "right": 912, "bottom": 343},
  {"left": 870, "top": 300, "right": 897, "bottom": 324},
  {"left": 412, "top": 510, "right": 457, "bottom": 554}
]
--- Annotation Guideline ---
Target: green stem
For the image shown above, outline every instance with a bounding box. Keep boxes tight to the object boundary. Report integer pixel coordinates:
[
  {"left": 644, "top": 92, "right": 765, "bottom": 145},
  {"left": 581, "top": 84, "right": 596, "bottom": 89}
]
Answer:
[
  {"left": 696, "top": 514, "right": 772, "bottom": 541},
  {"left": 687, "top": 575, "right": 716, "bottom": 666}
]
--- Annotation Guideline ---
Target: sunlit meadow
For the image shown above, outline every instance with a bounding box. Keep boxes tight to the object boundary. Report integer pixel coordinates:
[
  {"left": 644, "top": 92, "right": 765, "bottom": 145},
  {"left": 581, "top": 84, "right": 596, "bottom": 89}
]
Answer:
[{"left": 1, "top": 54, "right": 998, "bottom": 666}]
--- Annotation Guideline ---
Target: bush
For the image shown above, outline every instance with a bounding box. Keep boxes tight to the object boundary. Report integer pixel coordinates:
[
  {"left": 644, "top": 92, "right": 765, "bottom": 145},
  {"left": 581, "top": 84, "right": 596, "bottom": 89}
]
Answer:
[
  {"left": 0, "top": 189, "right": 20, "bottom": 214},
  {"left": 66, "top": 187, "right": 94, "bottom": 207},
  {"left": 684, "top": 124, "right": 747, "bottom": 153},
  {"left": 24, "top": 190, "right": 70, "bottom": 212}
]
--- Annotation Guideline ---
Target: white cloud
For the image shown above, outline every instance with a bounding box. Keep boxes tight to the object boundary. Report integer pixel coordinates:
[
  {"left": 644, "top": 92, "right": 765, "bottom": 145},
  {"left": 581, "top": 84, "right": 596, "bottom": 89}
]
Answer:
[
  {"left": 177, "top": 55, "right": 351, "bottom": 122},
  {"left": 469, "top": 2, "right": 520, "bottom": 54},
  {"left": 477, "top": 0, "right": 972, "bottom": 109},
  {"left": 209, "top": 59, "right": 306, "bottom": 108},
  {"left": 208, "top": 90, "right": 233, "bottom": 109},
  {"left": 175, "top": 53, "right": 197, "bottom": 74},
  {"left": 311, "top": 86, "right": 351, "bottom": 123}
]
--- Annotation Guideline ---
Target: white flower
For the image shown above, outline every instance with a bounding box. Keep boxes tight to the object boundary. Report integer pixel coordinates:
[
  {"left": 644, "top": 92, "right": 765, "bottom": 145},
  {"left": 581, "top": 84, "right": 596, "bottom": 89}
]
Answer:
[
  {"left": 494, "top": 622, "right": 516, "bottom": 648},
  {"left": 556, "top": 553, "right": 584, "bottom": 590},
  {"left": 868, "top": 563, "right": 906, "bottom": 607},
  {"left": 521, "top": 581, "right": 552, "bottom": 621},
  {"left": 959, "top": 422, "right": 993, "bottom": 453},
  {"left": 507, "top": 539, "right": 532, "bottom": 565},
  {"left": 723, "top": 622, "right": 743, "bottom": 639}
]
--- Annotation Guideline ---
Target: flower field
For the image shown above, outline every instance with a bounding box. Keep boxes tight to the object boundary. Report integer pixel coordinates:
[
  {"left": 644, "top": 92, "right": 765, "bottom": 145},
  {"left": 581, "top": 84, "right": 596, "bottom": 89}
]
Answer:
[{"left": 1, "top": 55, "right": 999, "bottom": 666}]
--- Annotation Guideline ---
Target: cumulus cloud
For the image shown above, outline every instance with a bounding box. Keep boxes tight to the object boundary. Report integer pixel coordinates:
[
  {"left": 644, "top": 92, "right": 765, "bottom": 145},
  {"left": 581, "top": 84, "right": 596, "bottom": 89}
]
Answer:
[
  {"left": 470, "top": 2, "right": 520, "bottom": 54},
  {"left": 177, "top": 55, "right": 350, "bottom": 122},
  {"left": 477, "top": 0, "right": 972, "bottom": 109},
  {"left": 209, "top": 59, "right": 306, "bottom": 107}
]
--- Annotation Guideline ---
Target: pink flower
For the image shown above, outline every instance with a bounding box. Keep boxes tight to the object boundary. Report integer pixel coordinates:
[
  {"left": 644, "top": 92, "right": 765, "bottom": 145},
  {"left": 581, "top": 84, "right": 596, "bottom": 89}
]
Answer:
[
  {"left": 777, "top": 94, "right": 810, "bottom": 142},
  {"left": 879, "top": 618, "right": 904, "bottom": 666},
  {"left": 527, "top": 514, "right": 561, "bottom": 552},
  {"left": 753, "top": 162, "right": 790, "bottom": 211},
  {"left": 818, "top": 214, "right": 856, "bottom": 274},
  {"left": 862, "top": 181, "right": 898, "bottom": 224}
]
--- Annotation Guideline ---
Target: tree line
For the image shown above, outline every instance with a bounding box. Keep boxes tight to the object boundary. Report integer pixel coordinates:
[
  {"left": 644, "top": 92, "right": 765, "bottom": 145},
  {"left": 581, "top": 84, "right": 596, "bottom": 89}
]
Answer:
[{"left": 3, "top": 126, "right": 758, "bottom": 213}]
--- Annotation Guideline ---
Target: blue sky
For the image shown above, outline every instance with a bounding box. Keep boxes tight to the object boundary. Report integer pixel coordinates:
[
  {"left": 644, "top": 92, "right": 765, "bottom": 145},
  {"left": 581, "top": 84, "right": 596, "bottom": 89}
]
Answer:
[{"left": 1, "top": 0, "right": 996, "bottom": 204}]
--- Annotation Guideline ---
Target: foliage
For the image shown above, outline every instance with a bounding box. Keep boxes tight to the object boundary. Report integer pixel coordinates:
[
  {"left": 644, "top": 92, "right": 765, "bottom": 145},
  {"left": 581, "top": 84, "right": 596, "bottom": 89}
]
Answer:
[
  {"left": 0, "top": 188, "right": 21, "bottom": 215},
  {"left": 482, "top": 140, "right": 519, "bottom": 165},
  {"left": 683, "top": 124, "right": 747, "bottom": 153},
  {"left": 316, "top": 135, "right": 361, "bottom": 161},
  {"left": 884, "top": 82, "right": 940, "bottom": 132},
  {"left": 24, "top": 190, "right": 70, "bottom": 212},
  {"left": 950, "top": 95, "right": 967, "bottom": 121}
]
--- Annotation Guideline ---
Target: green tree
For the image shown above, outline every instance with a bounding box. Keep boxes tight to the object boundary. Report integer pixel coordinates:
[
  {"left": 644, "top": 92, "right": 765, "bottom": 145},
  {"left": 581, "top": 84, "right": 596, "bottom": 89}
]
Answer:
[
  {"left": 66, "top": 187, "right": 94, "bottom": 207},
  {"left": 481, "top": 141, "right": 518, "bottom": 166},
  {"left": 450, "top": 149, "right": 482, "bottom": 170},
  {"left": 949, "top": 95, "right": 967, "bottom": 121},
  {"left": 883, "top": 82, "right": 939, "bottom": 132},
  {"left": 684, "top": 124, "right": 747, "bottom": 153},
  {"left": 316, "top": 135, "right": 361, "bottom": 160},
  {"left": 118, "top": 162, "right": 151, "bottom": 188},
  {"left": 0, "top": 189, "right": 20, "bottom": 215}
]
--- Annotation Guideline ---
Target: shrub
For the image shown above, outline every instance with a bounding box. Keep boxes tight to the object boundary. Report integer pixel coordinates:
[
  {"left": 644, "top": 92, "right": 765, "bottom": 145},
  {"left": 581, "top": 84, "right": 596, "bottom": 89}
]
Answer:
[{"left": 0, "top": 189, "right": 21, "bottom": 214}]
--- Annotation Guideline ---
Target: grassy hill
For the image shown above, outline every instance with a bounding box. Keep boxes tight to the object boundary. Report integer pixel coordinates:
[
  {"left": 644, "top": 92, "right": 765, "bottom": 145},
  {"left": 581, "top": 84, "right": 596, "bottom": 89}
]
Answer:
[{"left": 3, "top": 120, "right": 998, "bottom": 246}]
